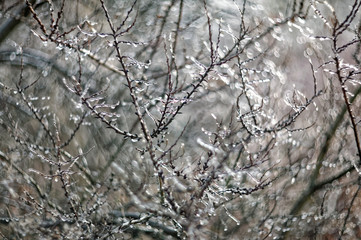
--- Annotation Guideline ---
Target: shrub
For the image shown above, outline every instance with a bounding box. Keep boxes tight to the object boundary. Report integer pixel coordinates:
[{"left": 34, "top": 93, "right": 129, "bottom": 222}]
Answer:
[{"left": 0, "top": 0, "right": 361, "bottom": 239}]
